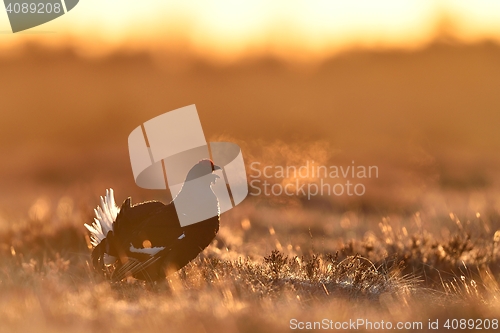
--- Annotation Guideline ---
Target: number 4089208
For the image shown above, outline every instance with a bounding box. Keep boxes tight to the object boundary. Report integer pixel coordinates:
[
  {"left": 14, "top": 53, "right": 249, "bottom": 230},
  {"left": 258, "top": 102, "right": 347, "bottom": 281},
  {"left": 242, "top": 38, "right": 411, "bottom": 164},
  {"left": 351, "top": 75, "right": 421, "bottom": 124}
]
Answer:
[{"left": 5, "top": 2, "right": 62, "bottom": 14}]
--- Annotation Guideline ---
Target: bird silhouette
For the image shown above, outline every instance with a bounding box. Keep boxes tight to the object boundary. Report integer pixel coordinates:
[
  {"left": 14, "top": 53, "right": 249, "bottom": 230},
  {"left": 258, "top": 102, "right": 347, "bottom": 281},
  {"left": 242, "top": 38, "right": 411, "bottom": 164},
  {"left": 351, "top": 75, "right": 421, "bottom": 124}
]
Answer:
[{"left": 85, "top": 159, "right": 221, "bottom": 282}]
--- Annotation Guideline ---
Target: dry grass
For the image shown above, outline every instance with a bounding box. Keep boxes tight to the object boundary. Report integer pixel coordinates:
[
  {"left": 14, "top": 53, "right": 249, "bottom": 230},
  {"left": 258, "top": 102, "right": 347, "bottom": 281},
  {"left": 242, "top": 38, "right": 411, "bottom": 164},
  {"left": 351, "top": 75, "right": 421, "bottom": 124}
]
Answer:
[
  {"left": 2, "top": 41, "right": 500, "bottom": 332},
  {"left": 1, "top": 195, "right": 500, "bottom": 333}
]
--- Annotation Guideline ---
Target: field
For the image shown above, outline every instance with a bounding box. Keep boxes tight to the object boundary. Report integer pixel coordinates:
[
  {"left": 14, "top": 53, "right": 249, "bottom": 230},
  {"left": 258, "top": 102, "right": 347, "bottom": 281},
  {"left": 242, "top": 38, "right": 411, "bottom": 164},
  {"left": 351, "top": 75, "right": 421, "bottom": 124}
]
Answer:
[{"left": 1, "top": 41, "right": 500, "bottom": 332}]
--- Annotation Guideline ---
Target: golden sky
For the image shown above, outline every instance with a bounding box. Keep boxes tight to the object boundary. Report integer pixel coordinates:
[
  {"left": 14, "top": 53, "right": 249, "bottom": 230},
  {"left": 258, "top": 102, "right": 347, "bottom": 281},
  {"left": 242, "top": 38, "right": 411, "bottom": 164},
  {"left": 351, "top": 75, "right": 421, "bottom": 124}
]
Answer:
[{"left": 1, "top": 0, "right": 500, "bottom": 59}]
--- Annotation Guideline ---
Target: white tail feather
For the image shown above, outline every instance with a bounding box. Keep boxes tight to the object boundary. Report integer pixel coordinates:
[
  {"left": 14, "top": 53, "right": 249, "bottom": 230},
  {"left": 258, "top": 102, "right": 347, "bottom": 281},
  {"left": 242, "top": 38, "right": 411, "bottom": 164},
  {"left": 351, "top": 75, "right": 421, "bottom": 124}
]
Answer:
[
  {"left": 129, "top": 244, "right": 165, "bottom": 256},
  {"left": 84, "top": 189, "right": 119, "bottom": 248}
]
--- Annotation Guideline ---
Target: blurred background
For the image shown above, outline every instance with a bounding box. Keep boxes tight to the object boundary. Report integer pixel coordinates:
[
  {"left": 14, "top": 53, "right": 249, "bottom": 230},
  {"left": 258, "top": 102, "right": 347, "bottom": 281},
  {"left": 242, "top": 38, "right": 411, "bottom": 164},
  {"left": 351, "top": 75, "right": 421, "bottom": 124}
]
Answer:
[{"left": 1, "top": 0, "right": 500, "bottom": 225}]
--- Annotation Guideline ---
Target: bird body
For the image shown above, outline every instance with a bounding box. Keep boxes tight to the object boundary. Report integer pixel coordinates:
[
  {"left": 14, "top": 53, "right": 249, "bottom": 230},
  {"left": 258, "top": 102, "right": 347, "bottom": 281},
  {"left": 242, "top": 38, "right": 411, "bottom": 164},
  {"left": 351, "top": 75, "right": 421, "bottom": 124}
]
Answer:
[{"left": 85, "top": 159, "right": 221, "bottom": 282}]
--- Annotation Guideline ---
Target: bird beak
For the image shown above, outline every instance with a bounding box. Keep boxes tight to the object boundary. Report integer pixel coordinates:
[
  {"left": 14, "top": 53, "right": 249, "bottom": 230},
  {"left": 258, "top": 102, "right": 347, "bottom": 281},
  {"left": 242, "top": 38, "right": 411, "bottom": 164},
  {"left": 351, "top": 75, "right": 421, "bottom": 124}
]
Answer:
[{"left": 213, "top": 165, "right": 221, "bottom": 180}]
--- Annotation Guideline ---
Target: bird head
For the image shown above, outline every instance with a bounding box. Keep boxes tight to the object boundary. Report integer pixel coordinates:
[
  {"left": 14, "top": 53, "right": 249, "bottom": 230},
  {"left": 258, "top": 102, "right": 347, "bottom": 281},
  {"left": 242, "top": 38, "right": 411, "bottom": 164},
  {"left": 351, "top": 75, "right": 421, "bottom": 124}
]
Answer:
[{"left": 184, "top": 159, "right": 222, "bottom": 185}]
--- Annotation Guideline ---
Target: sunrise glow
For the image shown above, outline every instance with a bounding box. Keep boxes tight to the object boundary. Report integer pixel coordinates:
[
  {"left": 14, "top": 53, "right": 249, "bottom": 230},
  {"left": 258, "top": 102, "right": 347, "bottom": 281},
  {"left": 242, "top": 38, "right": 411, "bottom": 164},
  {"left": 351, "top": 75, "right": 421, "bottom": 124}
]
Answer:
[{"left": 1, "top": 0, "right": 500, "bottom": 59}]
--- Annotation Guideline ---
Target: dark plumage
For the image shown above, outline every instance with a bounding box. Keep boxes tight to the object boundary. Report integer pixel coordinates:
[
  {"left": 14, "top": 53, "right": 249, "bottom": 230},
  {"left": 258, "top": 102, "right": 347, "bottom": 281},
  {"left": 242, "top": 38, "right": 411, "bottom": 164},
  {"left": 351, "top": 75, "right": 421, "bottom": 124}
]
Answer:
[{"left": 85, "top": 159, "right": 221, "bottom": 282}]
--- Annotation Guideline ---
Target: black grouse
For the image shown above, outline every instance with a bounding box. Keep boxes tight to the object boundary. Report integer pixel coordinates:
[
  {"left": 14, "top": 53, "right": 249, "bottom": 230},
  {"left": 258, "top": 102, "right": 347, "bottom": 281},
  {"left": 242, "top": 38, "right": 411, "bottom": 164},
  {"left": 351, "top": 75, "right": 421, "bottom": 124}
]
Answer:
[{"left": 85, "top": 159, "right": 221, "bottom": 282}]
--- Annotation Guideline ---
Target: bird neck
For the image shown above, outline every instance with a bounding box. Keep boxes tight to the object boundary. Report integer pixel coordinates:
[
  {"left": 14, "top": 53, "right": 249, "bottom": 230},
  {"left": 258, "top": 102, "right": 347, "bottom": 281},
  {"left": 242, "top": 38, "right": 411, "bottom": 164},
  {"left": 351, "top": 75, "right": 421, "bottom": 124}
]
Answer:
[{"left": 173, "top": 182, "right": 220, "bottom": 226}]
